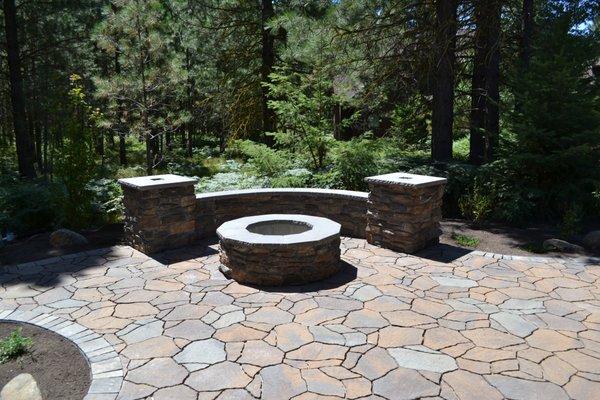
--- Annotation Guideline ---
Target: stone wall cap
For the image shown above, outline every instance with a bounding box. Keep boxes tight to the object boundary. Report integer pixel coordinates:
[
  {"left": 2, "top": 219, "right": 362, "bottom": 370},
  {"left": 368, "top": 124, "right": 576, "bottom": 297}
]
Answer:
[
  {"left": 365, "top": 172, "right": 447, "bottom": 188},
  {"left": 217, "top": 214, "right": 341, "bottom": 246},
  {"left": 196, "top": 188, "right": 368, "bottom": 200},
  {"left": 118, "top": 174, "right": 198, "bottom": 191}
]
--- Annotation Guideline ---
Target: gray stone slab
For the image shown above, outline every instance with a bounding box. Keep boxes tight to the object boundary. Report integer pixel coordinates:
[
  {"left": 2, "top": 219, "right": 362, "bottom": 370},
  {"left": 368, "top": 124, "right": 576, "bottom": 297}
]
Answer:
[
  {"left": 118, "top": 174, "right": 197, "bottom": 190},
  {"left": 365, "top": 172, "right": 447, "bottom": 188}
]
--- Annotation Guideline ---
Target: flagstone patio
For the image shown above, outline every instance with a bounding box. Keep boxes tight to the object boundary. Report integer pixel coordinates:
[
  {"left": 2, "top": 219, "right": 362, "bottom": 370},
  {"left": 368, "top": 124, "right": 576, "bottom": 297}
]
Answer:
[{"left": 1, "top": 238, "right": 599, "bottom": 400}]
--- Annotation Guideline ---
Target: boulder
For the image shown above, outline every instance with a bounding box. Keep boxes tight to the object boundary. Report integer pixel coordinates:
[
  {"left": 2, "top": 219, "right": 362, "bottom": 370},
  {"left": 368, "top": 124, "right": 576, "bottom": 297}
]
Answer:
[
  {"left": 583, "top": 230, "right": 600, "bottom": 252},
  {"left": 0, "top": 373, "right": 42, "bottom": 400},
  {"left": 542, "top": 238, "right": 584, "bottom": 253},
  {"left": 49, "top": 228, "right": 88, "bottom": 248}
]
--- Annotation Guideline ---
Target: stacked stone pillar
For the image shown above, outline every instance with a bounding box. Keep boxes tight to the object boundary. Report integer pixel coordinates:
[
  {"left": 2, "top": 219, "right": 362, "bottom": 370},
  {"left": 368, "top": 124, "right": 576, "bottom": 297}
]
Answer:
[
  {"left": 365, "top": 172, "right": 447, "bottom": 253},
  {"left": 118, "top": 174, "right": 198, "bottom": 253}
]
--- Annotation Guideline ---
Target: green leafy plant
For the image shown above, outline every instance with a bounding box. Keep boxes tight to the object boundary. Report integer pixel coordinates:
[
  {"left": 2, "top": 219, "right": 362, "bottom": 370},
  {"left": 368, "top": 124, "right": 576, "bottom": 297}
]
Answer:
[
  {"left": 265, "top": 66, "right": 337, "bottom": 170},
  {"left": 560, "top": 204, "right": 583, "bottom": 238},
  {"left": 458, "top": 183, "right": 493, "bottom": 224},
  {"left": 0, "top": 328, "right": 33, "bottom": 363},
  {"left": 54, "top": 74, "right": 99, "bottom": 228},
  {"left": 451, "top": 233, "right": 480, "bottom": 248}
]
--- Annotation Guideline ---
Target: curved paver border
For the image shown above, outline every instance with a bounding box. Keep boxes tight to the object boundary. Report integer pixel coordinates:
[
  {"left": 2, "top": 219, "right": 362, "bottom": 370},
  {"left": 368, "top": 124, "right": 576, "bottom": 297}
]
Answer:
[
  {"left": 0, "top": 309, "right": 123, "bottom": 400},
  {"left": 463, "top": 249, "right": 600, "bottom": 264}
]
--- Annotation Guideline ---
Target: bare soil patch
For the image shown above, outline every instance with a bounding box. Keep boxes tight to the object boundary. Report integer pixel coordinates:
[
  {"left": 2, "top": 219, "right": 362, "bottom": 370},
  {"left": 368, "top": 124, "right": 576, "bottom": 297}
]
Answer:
[
  {"left": 0, "top": 322, "right": 91, "bottom": 400},
  {"left": 440, "top": 219, "right": 596, "bottom": 256}
]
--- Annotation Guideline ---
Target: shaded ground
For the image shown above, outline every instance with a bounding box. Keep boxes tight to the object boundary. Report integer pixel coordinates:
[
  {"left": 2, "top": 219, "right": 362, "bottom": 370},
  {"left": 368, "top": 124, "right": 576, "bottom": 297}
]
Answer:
[
  {"left": 440, "top": 219, "right": 595, "bottom": 257},
  {"left": 0, "top": 239, "right": 599, "bottom": 399},
  {"left": 0, "top": 223, "right": 125, "bottom": 266},
  {"left": 0, "top": 322, "right": 91, "bottom": 399},
  {"left": 2, "top": 219, "right": 595, "bottom": 268}
]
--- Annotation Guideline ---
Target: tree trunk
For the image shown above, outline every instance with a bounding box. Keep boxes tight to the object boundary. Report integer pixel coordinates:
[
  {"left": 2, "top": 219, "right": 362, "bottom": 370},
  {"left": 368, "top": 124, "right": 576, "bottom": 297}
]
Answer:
[
  {"left": 469, "top": 0, "right": 501, "bottom": 165},
  {"left": 119, "top": 134, "right": 127, "bottom": 166},
  {"left": 520, "top": 0, "right": 534, "bottom": 69},
  {"left": 260, "top": 0, "right": 276, "bottom": 143},
  {"left": 113, "top": 2, "right": 127, "bottom": 166},
  {"left": 431, "top": 0, "right": 458, "bottom": 162},
  {"left": 3, "top": 0, "right": 36, "bottom": 179}
]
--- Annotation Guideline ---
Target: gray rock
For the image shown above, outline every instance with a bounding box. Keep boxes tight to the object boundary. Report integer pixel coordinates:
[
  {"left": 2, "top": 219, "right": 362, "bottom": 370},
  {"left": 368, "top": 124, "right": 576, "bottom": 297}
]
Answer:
[
  {"left": 583, "top": 230, "right": 600, "bottom": 251},
  {"left": 542, "top": 238, "right": 584, "bottom": 253},
  {"left": 49, "top": 228, "right": 88, "bottom": 248},
  {"left": 0, "top": 373, "right": 42, "bottom": 400}
]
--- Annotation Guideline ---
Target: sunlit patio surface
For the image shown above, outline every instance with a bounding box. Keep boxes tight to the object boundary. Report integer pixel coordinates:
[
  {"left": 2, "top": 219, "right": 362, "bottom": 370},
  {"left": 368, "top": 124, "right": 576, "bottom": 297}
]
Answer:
[{"left": 1, "top": 238, "right": 599, "bottom": 400}]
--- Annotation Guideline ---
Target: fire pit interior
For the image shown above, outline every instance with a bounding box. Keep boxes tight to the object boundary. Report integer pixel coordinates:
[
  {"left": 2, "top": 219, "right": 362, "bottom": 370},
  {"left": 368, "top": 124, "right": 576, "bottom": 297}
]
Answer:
[
  {"left": 246, "top": 220, "right": 312, "bottom": 235},
  {"left": 217, "top": 214, "right": 341, "bottom": 286}
]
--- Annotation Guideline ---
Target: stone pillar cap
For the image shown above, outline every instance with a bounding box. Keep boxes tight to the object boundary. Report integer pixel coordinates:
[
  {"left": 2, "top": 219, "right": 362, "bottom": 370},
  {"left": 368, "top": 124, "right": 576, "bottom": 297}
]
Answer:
[
  {"left": 118, "top": 174, "right": 198, "bottom": 191},
  {"left": 365, "top": 172, "right": 447, "bottom": 188}
]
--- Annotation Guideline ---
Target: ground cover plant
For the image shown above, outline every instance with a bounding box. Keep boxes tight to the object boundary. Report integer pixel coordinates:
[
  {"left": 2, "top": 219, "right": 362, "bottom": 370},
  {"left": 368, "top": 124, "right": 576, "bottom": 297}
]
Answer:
[{"left": 0, "top": 327, "right": 32, "bottom": 363}]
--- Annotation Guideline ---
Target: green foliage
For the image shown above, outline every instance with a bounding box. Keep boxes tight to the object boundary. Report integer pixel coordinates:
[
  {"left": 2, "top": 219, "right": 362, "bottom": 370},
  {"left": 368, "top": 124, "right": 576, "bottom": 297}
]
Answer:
[
  {"left": 519, "top": 243, "right": 549, "bottom": 254},
  {"left": 87, "top": 179, "right": 123, "bottom": 224},
  {"left": 452, "top": 137, "right": 470, "bottom": 161},
  {"left": 0, "top": 174, "right": 64, "bottom": 235},
  {"left": 560, "top": 204, "right": 583, "bottom": 238},
  {"left": 229, "top": 140, "right": 291, "bottom": 177},
  {"left": 270, "top": 168, "right": 313, "bottom": 188},
  {"left": 458, "top": 182, "right": 493, "bottom": 224},
  {"left": 0, "top": 328, "right": 33, "bottom": 363},
  {"left": 195, "top": 160, "right": 269, "bottom": 192},
  {"left": 390, "top": 94, "right": 430, "bottom": 149},
  {"left": 266, "top": 67, "right": 336, "bottom": 170},
  {"left": 508, "top": 7, "right": 600, "bottom": 223},
  {"left": 54, "top": 74, "right": 99, "bottom": 228},
  {"left": 451, "top": 233, "right": 480, "bottom": 248},
  {"left": 330, "top": 136, "right": 381, "bottom": 191}
]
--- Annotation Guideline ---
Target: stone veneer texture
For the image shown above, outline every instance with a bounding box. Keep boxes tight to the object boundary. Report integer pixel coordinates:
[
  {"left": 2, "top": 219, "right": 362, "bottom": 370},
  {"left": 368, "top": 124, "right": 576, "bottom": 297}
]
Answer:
[
  {"left": 196, "top": 189, "right": 368, "bottom": 239},
  {"left": 121, "top": 184, "right": 197, "bottom": 253},
  {"left": 366, "top": 174, "right": 446, "bottom": 253}
]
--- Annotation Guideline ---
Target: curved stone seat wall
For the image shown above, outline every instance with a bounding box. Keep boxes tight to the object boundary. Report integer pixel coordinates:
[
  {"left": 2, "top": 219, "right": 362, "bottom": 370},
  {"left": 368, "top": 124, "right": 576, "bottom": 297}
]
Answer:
[{"left": 195, "top": 188, "right": 368, "bottom": 239}]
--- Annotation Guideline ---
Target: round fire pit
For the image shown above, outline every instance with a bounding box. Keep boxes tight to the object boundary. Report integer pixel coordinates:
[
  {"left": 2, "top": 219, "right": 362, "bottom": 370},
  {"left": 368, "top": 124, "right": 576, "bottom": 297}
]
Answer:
[{"left": 217, "top": 214, "right": 341, "bottom": 286}]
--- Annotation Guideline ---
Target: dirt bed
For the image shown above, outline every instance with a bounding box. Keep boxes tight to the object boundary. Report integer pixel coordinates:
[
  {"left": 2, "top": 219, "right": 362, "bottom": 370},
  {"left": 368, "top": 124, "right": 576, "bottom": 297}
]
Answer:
[
  {"left": 440, "top": 219, "right": 595, "bottom": 257},
  {"left": 0, "top": 322, "right": 91, "bottom": 399}
]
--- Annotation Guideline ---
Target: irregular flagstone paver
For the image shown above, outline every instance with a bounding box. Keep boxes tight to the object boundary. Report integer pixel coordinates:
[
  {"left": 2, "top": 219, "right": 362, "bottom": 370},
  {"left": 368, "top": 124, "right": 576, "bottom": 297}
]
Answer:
[
  {"left": 274, "top": 323, "right": 313, "bottom": 351},
  {"left": 526, "top": 329, "right": 582, "bottom": 352},
  {"left": 237, "top": 339, "right": 283, "bottom": 366},
  {"left": 486, "top": 375, "right": 569, "bottom": 400},
  {"left": 1, "top": 240, "right": 599, "bottom": 399},
  {"left": 372, "top": 367, "right": 439, "bottom": 399},
  {"left": 260, "top": 364, "right": 307, "bottom": 400},
  {"left": 127, "top": 357, "right": 187, "bottom": 387},
  {"left": 432, "top": 275, "right": 478, "bottom": 288},
  {"left": 164, "top": 319, "right": 214, "bottom": 340},
  {"left": 302, "top": 368, "right": 346, "bottom": 397},
  {"left": 174, "top": 338, "right": 226, "bottom": 365},
  {"left": 443, "top": 370, "right": 503, "bottom": 400},
  {"left": 388, "top": 345, "right": 458, "bottom": 373},
  {"left": 185, "top": 361, "right": 251, "bottom": 392},
  {"left": 490, "top": 311, "right": 537, "bottom": 337}
]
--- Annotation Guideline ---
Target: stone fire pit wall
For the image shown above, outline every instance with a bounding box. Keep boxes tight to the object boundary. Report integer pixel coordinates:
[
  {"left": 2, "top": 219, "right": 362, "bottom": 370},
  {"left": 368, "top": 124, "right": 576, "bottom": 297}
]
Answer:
[
  {"left": 365, "top": 172, "right": 447, "bottom": 253},
  {"left": 217, "top": 214, "right": 341, "bottom": 286},
  {"left": 196, "top": 189, "right": 368, "bottom": 239},
  {"left": 118, "top": 174, "right": 198, "bottom": 253}
]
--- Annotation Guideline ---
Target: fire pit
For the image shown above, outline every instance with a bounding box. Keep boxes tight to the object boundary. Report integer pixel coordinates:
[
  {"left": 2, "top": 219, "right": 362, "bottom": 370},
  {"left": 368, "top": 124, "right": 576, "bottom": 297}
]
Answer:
[{"left": 217, "top": 214, "right": 341, "bottom": 286}]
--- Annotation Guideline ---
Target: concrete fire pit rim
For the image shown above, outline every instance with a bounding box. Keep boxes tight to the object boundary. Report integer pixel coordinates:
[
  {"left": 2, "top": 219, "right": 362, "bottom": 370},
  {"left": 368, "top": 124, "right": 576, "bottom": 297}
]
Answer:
[{"left": 217, "top": 214, "right": 341, "bottom": 246}]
